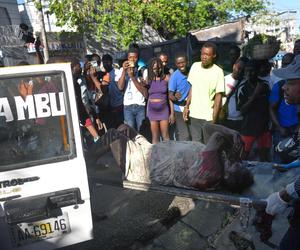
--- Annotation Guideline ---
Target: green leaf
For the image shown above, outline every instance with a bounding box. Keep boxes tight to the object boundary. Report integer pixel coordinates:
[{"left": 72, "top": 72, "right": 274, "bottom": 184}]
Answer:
[{"left": 47, "top": 0, "right": 268, "bottom": 49}]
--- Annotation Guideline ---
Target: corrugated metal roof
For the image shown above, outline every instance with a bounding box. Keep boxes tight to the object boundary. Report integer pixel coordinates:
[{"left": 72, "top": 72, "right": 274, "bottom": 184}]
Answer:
[{"left": 189, "top": 18, "right": 246, "bottom": 43}]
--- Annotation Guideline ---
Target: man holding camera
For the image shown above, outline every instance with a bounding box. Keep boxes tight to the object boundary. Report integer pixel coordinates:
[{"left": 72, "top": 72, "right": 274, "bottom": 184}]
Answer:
[{"left": 116, "top": 46, "right": 148, "bottom": 132}]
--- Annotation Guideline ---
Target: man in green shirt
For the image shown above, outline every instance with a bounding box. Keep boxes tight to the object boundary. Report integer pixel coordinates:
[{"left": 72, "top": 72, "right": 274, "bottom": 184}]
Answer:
[{"left": 184, "top": 42, "right": 225, "bottom": 142}]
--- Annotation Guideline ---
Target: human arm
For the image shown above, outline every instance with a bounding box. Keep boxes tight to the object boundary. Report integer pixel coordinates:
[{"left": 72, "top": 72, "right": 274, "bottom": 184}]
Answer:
[
  {"left": 212, "top": 69, "right": 225, "bottom": 123},
  {"left": 203, "top": 123, "right": 242, "bottom": 146},
  {"left": 102, "top": 72, "right": 111, "bottom": 86},
  {"left": 212, "top": 92, "right": 223, "bottom": 124},
  {"left": 169, "top": 98, "right": 175, "bottom": 125},
  {"left": 168, "top": 91, "right": 182, "bottom": 102},
  {"left": 127, "top": 67, "right": 148, "bottom": 98},
  {"left": 18, "top": 80, "right": 33, "bottom": 100},
  {"left": 168, "top": 73, "right": 182, "bottom": 102},
  {"left": 183, "top": 87, "right": 192, "bottom": 121},
  {"left": 265, "top": 177, "right": 300, "bottom": 216},
  {"left": 117, "top": 61, "right": 129, "bottom": 91},
  {"left": 89, "top": 67, "right": 102, "bottom": 90},
  {"left": 203, "top": 123, "right": 243, "bottom": 160},
  {"left": 95, "top": 117, "right": 103, "bottom": 131},
  {"left": 240, "top": 82, "right": 268, "bottom": 114}
]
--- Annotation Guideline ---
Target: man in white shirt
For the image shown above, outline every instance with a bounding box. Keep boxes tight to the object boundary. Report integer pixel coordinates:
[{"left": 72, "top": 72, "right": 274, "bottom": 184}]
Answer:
[{"left": 116, "top": 47, "right": 148, "bottom": 132}]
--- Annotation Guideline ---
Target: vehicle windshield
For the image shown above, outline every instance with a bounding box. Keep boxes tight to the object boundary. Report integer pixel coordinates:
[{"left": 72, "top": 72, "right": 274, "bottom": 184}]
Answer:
[{"left": 0, "top": 71, "right": 74, "bottom": 171}]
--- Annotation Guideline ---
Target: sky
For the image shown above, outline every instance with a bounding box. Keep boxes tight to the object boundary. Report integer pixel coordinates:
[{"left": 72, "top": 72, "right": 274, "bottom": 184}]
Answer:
[{"left": 270, "top": 0, "right": 300, "bottom": 33}]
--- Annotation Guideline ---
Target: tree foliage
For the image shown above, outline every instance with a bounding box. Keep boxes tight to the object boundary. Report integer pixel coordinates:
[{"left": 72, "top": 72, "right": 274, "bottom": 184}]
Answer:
[{"left": 47, "top": 0, "right": 268, "bottom": 49}]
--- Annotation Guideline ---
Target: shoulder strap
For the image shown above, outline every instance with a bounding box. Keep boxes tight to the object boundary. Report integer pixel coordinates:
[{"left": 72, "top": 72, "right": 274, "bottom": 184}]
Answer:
[
  {"left": 235, "top": 80, "right": 246, "bottom": 110},
  {"left": 227, "top": 78, "right": 243, "bottom": 100}
]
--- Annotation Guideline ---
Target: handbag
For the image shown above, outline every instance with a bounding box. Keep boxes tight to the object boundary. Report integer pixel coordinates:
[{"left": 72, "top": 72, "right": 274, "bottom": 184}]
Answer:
[{"left": 94, "top": 88, "right": 110, "bottom": 108}]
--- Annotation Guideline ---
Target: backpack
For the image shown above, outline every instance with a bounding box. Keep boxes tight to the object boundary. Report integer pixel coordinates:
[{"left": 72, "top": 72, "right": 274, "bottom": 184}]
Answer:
[{"left": 218, "top": 78, "right": 244, "bottom": 120}]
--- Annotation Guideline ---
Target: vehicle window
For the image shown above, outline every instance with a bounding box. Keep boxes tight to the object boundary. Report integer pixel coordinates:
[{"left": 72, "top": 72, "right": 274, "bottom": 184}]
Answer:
[{"left": 0, "top": 72, "right": 75, "bottom": 171}]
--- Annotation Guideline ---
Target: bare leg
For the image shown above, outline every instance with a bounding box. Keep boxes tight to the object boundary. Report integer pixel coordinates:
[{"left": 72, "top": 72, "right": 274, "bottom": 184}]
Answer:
[
  {"left": 203, "top": 123, "right": 238, "bottom": 144},
  {"left": 85, "top": 124, "right": 99, "bottom": 140},
  {"left": 203, "top": 123, "right": 244, "bottom": 160},
  {"left": 150, "top": 121, "right": 160, "bottom": 144},
  {"left": 159, "top": 120, "right": 170, "bottom": 141},
  {"left": 205, "top": 132, "right": 227, "bottom": 152}
]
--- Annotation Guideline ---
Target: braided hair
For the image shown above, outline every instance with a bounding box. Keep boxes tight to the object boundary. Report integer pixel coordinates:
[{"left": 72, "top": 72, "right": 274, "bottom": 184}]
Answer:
[{"left": 147, "top": 57, "right": 165, "bottom": 84}]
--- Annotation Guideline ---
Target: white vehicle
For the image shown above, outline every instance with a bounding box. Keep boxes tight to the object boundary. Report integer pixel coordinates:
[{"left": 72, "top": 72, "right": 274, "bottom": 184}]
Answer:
[{"left": 0, "top": 63, "right": 93, "bottom": 249}]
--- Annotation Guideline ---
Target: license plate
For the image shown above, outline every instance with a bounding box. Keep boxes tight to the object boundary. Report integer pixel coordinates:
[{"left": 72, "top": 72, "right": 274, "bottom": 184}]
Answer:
[{"left": 9, "top": 213, "right": 71, "bottom": 247}]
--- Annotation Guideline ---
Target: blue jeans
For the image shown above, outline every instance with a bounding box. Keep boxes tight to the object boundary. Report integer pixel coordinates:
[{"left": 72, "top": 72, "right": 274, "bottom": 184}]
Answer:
[{"left": 124, "top": 104, "right": 145, "bottom": 132}]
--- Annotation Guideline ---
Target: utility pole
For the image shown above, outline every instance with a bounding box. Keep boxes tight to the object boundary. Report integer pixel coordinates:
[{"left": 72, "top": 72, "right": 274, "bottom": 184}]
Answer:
[
  {"left": 45, "top": 11, "right": 51, "bottom": 32},
  {"left": 36, "top": 0, "right": 49, "bottom": 63}
]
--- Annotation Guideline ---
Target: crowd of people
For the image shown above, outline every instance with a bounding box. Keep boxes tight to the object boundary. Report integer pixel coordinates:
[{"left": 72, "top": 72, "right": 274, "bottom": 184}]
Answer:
[
  {"left": 2, "top": 38, "right": 300, "bottom": 249},
  {"left": 63, "top": 40, "right": 300, "bottom": 166},
  {"left": 85, "top": 40, "right": 300, "bottom": 250},
  {"left": 5, "top": 39, "right": 299, "bottom": 165}
]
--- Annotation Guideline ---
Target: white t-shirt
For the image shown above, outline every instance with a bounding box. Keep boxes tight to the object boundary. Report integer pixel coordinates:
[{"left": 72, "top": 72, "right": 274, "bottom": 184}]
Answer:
[
  {"left": 224, "top": 74, "right": 243, "bottom": 121},
  {"left": 115, "top": 67, "right": 147, "bottom": 106}
]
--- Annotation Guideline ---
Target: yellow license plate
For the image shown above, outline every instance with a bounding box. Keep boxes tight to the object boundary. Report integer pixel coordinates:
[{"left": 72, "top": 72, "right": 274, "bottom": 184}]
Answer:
[{"left": 9, "top": 213, "right": 71, "bottom": 247}]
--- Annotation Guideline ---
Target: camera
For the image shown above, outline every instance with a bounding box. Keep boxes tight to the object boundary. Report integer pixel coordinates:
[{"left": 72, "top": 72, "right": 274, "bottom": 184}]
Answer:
[
  {"left": 128, "top": 60, "right": 135, "bottom": 68},
  {"left": 90, "top": 60, "right": 101, "bottom": 72},
  {"left": 19, "top": 23, "right": 36, "bottom": 44}
]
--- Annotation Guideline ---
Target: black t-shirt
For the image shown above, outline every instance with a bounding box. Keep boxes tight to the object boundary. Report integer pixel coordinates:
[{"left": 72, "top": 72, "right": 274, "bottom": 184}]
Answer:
[{"left": 237, "top": 80, "right": 270, "bottom": 136}]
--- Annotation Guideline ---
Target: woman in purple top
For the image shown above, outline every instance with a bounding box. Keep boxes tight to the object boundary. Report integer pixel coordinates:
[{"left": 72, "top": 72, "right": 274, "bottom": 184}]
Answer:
[{"left": 147, "top": 58, "right": 175, "bottom": 143}]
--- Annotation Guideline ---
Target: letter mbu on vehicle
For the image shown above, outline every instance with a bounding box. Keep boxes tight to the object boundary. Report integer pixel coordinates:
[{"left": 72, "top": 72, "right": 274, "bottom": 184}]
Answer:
[{"left": 0, "top": 64, "right": 93, "bottom": 249}]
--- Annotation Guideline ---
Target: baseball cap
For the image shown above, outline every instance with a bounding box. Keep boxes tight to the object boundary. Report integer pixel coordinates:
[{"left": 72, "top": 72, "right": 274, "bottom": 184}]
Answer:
[{"left": 273, "top": 54, "right": 300, "bottom": 80}]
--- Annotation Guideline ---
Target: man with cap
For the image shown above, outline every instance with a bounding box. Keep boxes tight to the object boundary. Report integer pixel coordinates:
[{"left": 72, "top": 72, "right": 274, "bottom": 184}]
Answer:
[{"left": 264, "top": 54, "right": 300, "bottom": 250}]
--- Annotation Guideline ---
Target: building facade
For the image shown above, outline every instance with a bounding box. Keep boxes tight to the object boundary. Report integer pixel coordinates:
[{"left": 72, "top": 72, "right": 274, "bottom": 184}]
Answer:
[{"left": 246, "top": 10, "right": 298, "bottom": 51}]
